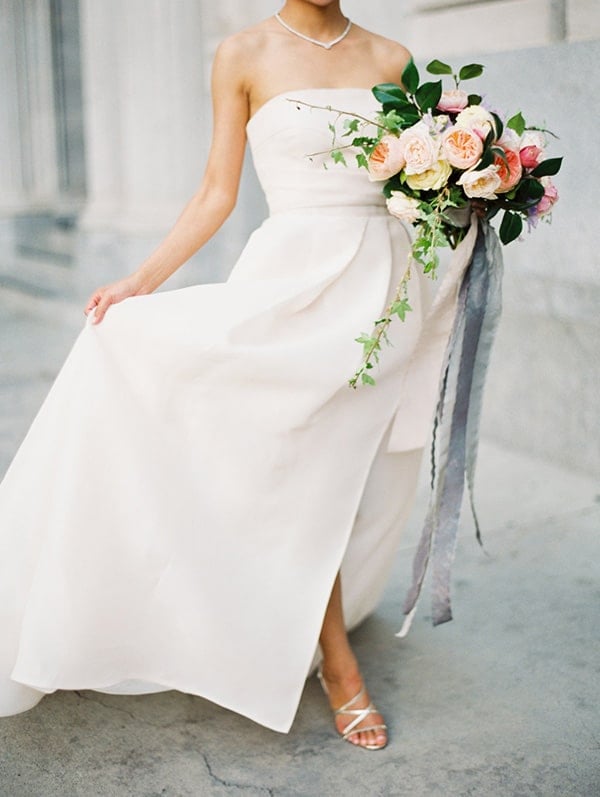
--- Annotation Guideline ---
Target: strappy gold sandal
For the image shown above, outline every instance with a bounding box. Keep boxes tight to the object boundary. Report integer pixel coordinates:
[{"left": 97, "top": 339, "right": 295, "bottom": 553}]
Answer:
[{"left": 317, "top": 667, "right": 388, "bottom": 751}]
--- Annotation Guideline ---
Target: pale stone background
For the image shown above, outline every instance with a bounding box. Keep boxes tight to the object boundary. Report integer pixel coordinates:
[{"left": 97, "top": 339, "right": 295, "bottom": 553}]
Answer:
[{"left": 1, "top": 0, "right": 599, "bottom": 475}]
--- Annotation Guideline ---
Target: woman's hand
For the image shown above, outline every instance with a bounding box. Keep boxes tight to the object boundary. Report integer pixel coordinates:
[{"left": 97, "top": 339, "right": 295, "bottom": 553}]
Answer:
[{"left": 84, "top": 274, "right": 144, "bottom": 324}]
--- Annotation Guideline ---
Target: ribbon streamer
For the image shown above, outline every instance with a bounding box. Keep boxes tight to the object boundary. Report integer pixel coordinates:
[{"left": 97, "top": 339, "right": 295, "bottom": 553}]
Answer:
[{"left": 397, "top": 219, "right": 504, "bottom": 637}]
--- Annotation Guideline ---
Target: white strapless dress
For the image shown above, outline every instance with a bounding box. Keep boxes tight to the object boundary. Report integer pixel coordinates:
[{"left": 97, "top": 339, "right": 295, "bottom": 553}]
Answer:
[{"left": 0, "top": 89, "right": 466, "bottom": 733}]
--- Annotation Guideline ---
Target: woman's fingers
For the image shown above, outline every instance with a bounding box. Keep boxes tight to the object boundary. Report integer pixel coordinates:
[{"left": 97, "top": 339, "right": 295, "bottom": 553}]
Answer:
[
  {"left": 91, "top": 292, "right": 115, "bottom": 324},
  {"left": 84, "top": 292, "right": 101, "bottom": 316}
]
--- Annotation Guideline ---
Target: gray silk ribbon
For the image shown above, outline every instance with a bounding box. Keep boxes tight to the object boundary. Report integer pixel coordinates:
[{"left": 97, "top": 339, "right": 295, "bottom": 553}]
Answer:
[{"left": 397, "top": 219, "right": 504, "bottom": 637}]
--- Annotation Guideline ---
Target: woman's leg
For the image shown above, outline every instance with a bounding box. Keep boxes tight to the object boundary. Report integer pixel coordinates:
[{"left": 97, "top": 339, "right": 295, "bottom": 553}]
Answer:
[{"left": 318, "top": 572, "right": 387, "bottom": 748}]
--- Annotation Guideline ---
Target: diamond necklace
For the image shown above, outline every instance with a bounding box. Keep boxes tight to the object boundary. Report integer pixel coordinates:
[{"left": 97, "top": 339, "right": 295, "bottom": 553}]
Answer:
[{"left": 274, "top": 12, "right": 352, "bottom": 50}]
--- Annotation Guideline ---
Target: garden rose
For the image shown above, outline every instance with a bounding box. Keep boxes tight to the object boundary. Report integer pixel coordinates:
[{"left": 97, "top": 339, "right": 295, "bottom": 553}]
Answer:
[
  {"left": 536, "top": 176, "right": 559, "bottom": 216},
  {"left": 367, "top": 134, "right": 406, "bottom": 181},
  {"left": 441, "top": 126, "right": 483, "bottom": 169},
  {"left": 405, "top": 159, "right": 452, "bottom": 191},
  {"left": 498, "top": 127, "right": 520, "bottom": 151},
  {"left": 519, "top": 145, "right": 543, "bottom": 169},
  {"left": 399, "top": 122, "right": 439, "bottom": 175},
  {"left": 520, "top": 130, "right": 547, "bottom": 150},
  {"left": 457, "top": 164, "right": 502, "bottom": 199},
  {"left": 494, "top": 148, "right": 522, "bottom": 192},
  {"left": 386, "top": 191, "right": 422, "bottom": 223},
  {"left": 437, "top": 89, "right": 469, "bottom": 113},
  {"left": 455, "top": 105, "right": 497, "bottom": 140}
]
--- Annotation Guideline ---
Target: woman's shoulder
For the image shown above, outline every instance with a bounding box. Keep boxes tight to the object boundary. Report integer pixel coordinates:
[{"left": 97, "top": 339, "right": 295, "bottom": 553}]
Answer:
[
  {"left": 352, "top": 25, "right": 412, "bottom": 79},
  {"left": 214, "top": 18, "right": 278, "bottom": 61}
]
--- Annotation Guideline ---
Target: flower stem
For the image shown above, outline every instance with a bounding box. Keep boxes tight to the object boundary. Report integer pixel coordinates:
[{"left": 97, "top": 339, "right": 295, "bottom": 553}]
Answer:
[
  {"left": 287, "top": 98, "right": 387, "bottom": 130},
  {"left": 349, "top": 253, "right": 413, "bottom": 389}
]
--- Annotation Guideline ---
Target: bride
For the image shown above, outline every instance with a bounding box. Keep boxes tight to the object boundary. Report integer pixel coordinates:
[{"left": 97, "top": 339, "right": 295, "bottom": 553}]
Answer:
[{"left": 0, "top": 1, "right": 428, "bottom": 751}]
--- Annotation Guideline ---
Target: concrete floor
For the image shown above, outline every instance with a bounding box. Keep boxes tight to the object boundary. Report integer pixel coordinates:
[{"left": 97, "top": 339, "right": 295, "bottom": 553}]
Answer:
[{"left": 0, "top": 259, "right": 599, "bottom": 796}]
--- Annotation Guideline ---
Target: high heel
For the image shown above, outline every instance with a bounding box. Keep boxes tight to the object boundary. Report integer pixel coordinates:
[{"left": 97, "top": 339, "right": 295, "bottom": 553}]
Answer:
[{"left": 317, "top": 666, "right": 388, "bottom": 751}]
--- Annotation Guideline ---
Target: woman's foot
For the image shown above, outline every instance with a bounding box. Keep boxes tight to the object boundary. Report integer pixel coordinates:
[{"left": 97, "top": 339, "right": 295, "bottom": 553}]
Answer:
[{"left": 318, "top": 664, "right": 388, "bottom": 750}]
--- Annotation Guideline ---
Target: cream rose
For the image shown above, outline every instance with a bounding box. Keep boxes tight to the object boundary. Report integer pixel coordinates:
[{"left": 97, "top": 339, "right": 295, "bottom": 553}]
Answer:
[
  {"left": 386, "top": 191, "right": 422, "bottom": 223},
  {"left": 520, "top": 130, "right": 547, "bottom": 151},
  {"left": 367, "top": 134, "right": 406, "bottom": 181},
  {"left": 455, "top": 105, "right": 497, "bottom": 140},
  {"left": 497, "top": 127, "right": 520, "bottom": 152},
  {"left": 441, "top": 126, "right": 483, "bottom": 169},
  {"left": 437, "top": 89, "right": 469, "bottom": 113},
  {"left": 398, "top": 122, "right": 439, "bottom": 175},
  {"left": 405, "top": 159, "right": 452, "bottom": 191},
  {"left": 457, "top": 164, "right": 502, "bottom": 199}
]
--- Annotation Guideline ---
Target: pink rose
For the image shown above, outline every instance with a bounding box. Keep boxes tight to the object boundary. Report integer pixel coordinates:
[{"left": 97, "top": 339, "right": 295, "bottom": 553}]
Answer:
[
  {"left": 519, "top": 145, "right": 543, "bottom": 169},
  {"left": 536, "top": 177, "right": 559, "bottom": 216},
  {"left": 494, "top": 148, "right": 522, "bottom": 193},
  {"left": 441, "top": 126, "right": 483, "bottom": 169},
  {"left": 367, "top": 134, "right": 406, "bottom": 181},
  {"left": 437, "top": 89, "right": 469, "bottom": 114},
  {"left": 399, "top": 122, "right": 439, "bottom": 175}
]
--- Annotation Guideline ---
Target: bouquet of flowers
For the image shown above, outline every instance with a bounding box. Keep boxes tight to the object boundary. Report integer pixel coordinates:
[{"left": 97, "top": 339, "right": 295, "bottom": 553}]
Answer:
[
  {"left": 303, "top": 59, "right": 563, "bottom": 632},
  {"left": 318, "top": 58, "right": 562, "bottom": 387}
]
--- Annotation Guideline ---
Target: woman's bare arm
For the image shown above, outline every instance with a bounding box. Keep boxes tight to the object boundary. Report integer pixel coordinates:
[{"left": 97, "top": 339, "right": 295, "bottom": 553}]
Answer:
[{"left": 85, "top": 35, "right": 250, "bottom": 323}]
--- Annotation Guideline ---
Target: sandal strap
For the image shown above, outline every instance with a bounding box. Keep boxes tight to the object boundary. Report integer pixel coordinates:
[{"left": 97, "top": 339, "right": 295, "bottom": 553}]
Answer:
[
  {"left": 333, "top": 684, "right": 367, "bottom": 714},
  {"left": 342, "top": 723, "right": 388, "bottom": 741},
  {"left": 338, "top": 704, "right": 384, "bottom": 738}
]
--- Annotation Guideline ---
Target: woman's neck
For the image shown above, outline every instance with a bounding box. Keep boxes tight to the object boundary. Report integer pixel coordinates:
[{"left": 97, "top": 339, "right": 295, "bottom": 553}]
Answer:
[{"left": 278, "top": 1, "right": 346, "bottom": 40}]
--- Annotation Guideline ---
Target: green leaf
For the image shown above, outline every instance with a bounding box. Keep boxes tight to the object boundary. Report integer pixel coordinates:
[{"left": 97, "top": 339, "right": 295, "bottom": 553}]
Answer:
[
  {"left": 328, "top": 122, "right": 336, "bottom": 135},
  {"left": 356, "top": 153, "right": 368, "bottom": 170},
  {"left": 331, "top": 150, "right": 347, "bottom": 166},
  {"left": 390, "top": 298, "right": 412, "bottom": 321},
  {"left": 342, "top": 118, "right": 360, "bottom": 136},
  {"left": 518, "top": 177, "right": 545, "bottom": 201},
  {"left": 372, "top": 83, "right": 409, "bottom": 106},
  {"left": 426, "top": 59, "right": 453, "bottom": 75},
  {"left": 415, "top": 80, "right": 443, "bottom": 112},
  {"left": 507, "top": 111, "right": 526, "bottom": 136},
  {"left": 499, "top": 210, "right": 523, "bottom": 244},
  {"left": 468, "top": 93, "right": 482, "bottom": 105},
  {"left": 491, "top": 112, "right": 504, "bottom": 140},
  {"left": 530, "top": 157, "right": 563, "bottom": 177},
  {"left": 402, "top": 58, "right": 420, "bottom": 94},
  {"left": 474, "top": 148, "right": 494, "bottom": 171},
  {"left": 361, "top": 372, "right": 376, "bottom": 386},
  {"left": 382, "top": 106, "right": 421, "bottom": 126},
  {"left": 459, "top": 63, "right": 484, "bottom": 81}
]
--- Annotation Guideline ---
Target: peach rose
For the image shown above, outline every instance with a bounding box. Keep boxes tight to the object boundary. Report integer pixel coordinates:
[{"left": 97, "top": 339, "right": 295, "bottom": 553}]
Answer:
[
  {"left": 455, "top": 105, "right": 496, "bottom": 141},
  {"left": 367, "top": 134, "right": 406, "bottom": 181},
  {"left": 405, "top": 159, "right": 452, "bottom": 191},
  {"left": 494, "top": 148, "right": 522, "bottom": 193},
  {"left": 399, "top": 122, "right": 439, "bottom": 175},
  {"left": 457, "top": 164, "right": 502, "bottom": 199},
  {"left": 386, "top": 191, "right": 422, "bottom": 223},
  {"left": 441, "top": 126, "right": 483, "bottom": 169},
  {"left": 536, "top": 177, "right": 559, "bottom": 216},
  {"left": 519, "top": 145, "right": 543, "bottom": 169},
  {"left": 437, "top": 89, "right": 469, "bottom": 113}
]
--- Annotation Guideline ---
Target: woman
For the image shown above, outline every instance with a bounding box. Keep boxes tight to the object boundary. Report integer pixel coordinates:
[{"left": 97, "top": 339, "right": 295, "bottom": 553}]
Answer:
[{"left": 0, "top": 1, "right": 426, "bottom": 751}]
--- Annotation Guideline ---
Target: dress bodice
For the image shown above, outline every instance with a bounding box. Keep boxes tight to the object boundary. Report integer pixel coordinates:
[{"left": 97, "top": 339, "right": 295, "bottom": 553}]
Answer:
[{"left": 246, "top": 88, "right": 386, "bottom": 217}]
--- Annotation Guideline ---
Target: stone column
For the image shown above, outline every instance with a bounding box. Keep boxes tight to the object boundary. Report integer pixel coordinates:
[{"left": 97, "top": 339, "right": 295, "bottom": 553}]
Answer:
[
  {"left": 0, "top": 0, "right": 59, "bottom": 214},
  {"left": 79, "top": 0, "right": 207, "bottom": 234}
]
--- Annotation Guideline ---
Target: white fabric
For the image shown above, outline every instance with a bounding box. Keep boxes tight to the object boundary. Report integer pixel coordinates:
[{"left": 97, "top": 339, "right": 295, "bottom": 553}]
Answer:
[{"left": 0, "top": 89, "right": 463, "bottom": 732}]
